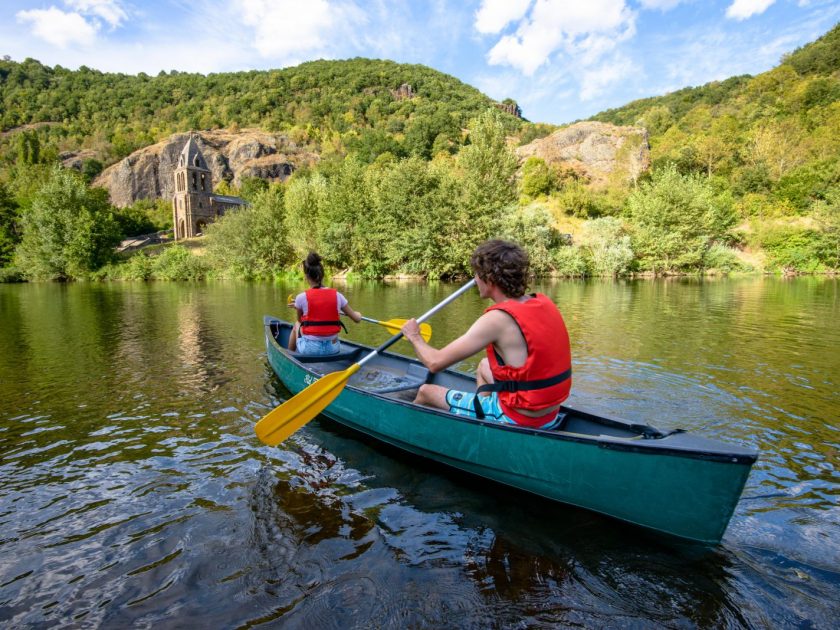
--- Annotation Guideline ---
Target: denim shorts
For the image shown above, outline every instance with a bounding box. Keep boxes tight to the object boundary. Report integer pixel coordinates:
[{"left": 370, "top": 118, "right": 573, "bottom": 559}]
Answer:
[
  {"left": 445, "top": 389, "right": 562, "bottom": 429},
  {"left": 296, "top": 335, "right": 340, "bottom": 356}
]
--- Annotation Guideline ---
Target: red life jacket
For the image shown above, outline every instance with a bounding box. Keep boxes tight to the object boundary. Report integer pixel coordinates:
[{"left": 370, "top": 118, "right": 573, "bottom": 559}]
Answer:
[
  {"left": 300, "top": 287, "right": 342, "bottom": 336},
  {"left": 478, "top": 294, "right": 572, "bottom": 427}
]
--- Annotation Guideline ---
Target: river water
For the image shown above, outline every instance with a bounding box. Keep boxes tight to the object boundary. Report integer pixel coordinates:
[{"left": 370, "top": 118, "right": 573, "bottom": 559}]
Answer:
[{"left": 0, "top": 278, "right": 837, "bottom": 628}]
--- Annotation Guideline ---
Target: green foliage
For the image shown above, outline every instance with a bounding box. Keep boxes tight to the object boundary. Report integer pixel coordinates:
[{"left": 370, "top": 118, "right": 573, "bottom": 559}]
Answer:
[
  {"left": 774, "top": 160, "right": 840, "bottom": 211},
  {"left": 0, "top": 57, "right": 514, "bottom": 169},
  {"left": 501, "top": 205, "right": 566, "bottom": 275},
  {"left": 750, "top": 224, "right": 823, "bottom": 272},
  {"left": 15, "top": 166, "right": 121, "bottom": 280},
  {"left": 703, "top": 244, "right": 752, "bottom": 274},
  {"left": 0, "top": 181, "right": 20, "bottom": 266},
  {"left": 551, "top": 245, "right": 589, "bottom": 277},
  {"left": 107, "top": 198, "right": 172, "bottom": 240},
  {"left": 520, "top": 157, "right": 555, "bottom": 198},
  {"left": 285, "top": 173, "right": 327, "bottom": 259},
  {"left": 238, "top": 176, "right": 269, "bottom": 202},
  {"left": 146, "top": 245, "right": 208, "bottom": 281},
  {"left": 317, "top": 156, "right": 370, "bottom": 268},
  {"left": 458, "top": 108, "right": 518, "bottom": 225},
  {"left": 552, "top": 179, "right": 622, "bottom": 219},
  {"left": 580, "top": 217, "right": 634, "bottom": 276},
  {"left": 626, "top": 165, "right": 736, "bottom": 273},
  {"left": 812, "top": 191, "right": 840, "bottom": 269},
  {"left": 782, "top": 23, "right": 840, "bottom": 75},
  {"left": 366, "top": 157, "right": 462, "bottom": 277},
  {"left": 81, "top": 158, "right": 103, "bottom": 182},
  {"left": 518, "top": 123, "right": 555, "bottom": 146},
  {"left": 204, "top": 184, "right": 294, "bottom": 278}
]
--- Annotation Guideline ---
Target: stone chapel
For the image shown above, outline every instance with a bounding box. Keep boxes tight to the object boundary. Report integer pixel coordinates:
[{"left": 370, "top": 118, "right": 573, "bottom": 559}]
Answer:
[{"left": 172, "top": 135, "right": 246, "bottom": 240}]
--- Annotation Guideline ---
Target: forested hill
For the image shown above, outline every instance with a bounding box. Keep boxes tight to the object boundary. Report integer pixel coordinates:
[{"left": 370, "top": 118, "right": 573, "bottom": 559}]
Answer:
[
  {"left": 0, "top": 57, "right": 519, "bottom": 165},
  {"left": 589, "top": 23, "right": 840, "bottom": 213}
]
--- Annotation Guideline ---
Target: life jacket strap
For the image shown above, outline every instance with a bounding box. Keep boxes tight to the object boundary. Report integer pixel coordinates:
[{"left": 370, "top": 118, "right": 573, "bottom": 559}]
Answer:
[
  {"left": 472, "top": 367, "right": 572, "bottom": 420},
  {"left": 302, "top": 320, "right": 348, "bottom": 333}
]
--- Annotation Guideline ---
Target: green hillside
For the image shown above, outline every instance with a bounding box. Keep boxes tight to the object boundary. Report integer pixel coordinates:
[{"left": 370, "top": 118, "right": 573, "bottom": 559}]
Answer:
[
  {"left": 590, "top": 23, "right": 840, "bottom": 212},
  {"left": 0, "top": 57, "right": 521, "bottom": 165}
]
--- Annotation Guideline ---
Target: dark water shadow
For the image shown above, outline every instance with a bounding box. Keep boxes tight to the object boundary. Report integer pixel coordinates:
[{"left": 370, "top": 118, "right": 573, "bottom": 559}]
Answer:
[{"left": 254, "top": 371, "right": 747, "bottom": 627}]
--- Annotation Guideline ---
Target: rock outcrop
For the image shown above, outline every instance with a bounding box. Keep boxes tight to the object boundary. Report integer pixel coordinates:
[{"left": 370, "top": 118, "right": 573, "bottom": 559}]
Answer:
[
  {"left": 516, "top": 121, "right": 650, "bottom": 187},
  {"left": 94, "top": 128, "right": 318, "bottom": 208}
]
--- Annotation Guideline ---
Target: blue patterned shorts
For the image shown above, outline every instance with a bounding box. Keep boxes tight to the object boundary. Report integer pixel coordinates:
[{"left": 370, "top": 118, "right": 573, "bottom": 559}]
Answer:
[{"left": 445, "top": 389, "right": 562, "bottom": 430}]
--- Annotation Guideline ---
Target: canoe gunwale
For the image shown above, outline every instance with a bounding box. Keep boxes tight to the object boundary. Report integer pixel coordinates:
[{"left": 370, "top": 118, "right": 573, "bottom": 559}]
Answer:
[{"left": 263, "top": 316, "right": 758, "bottom": 466}]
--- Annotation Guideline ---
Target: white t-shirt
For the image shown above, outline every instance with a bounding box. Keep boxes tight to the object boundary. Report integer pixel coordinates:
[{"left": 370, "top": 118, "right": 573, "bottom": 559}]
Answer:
[{"left": 294, "top": 289, "right": 348, "bottom": 340}]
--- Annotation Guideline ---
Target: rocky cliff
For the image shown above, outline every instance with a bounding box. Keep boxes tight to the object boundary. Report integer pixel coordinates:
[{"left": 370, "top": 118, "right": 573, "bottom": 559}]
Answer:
[
  {"left": 516, "top": 121, "right": 650, "bottom": 186},
  {"left": 94, "top": 129, "right": 318, "bottom": 207}
]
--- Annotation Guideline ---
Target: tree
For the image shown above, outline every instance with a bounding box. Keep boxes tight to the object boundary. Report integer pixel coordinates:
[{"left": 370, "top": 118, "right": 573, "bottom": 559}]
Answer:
[
  {"left": 205, "top": 184, "right": 294, "bottom": 278},
  {"left": 812, "top": 191, "right": 840, "bottom": 269},
  {"left": 15, "top": 167, "right": 121, "bottom": 280},
  {"left": 0, "top": 183, "right": 20, "bottom": 267},
  {"left": 456, "top": 108, "right": 519, "bottom": 256},
  {"left": 626, "top": 164, "right": 736, "bottom": 273}
]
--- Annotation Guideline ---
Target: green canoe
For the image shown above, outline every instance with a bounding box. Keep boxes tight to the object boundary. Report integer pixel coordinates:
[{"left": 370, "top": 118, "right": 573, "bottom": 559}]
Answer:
[{"left": 264, "top": 316, "right": 757, "bottom": 544}]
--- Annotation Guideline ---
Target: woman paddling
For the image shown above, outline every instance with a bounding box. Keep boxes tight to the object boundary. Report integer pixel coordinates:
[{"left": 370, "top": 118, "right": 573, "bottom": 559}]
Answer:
[{"left": 288, "top": 252, "right": 362, "bottom": 355}]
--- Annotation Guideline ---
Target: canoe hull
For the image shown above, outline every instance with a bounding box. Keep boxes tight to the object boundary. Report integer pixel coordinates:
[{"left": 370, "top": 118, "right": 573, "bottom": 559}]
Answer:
[{"left": 264, "top": 317, "right": 756, "bottom": 544}]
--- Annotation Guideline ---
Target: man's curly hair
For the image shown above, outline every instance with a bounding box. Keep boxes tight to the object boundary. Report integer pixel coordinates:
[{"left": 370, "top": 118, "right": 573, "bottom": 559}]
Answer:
[{"left": 470, "top": 240, "right": 529, "bottom": 298}]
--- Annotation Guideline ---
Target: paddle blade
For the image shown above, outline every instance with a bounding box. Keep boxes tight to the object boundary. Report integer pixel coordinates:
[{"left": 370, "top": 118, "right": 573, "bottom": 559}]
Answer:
[
  {"left": 255, "top": 363, "right": 360, "bottom": 446},
  {"left": 379, "top": 319, "right": 432, "bottom": 342}
]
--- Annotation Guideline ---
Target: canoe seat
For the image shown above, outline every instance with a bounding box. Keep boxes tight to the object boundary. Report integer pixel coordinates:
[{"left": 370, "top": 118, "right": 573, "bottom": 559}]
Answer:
[
  {"left": 370, "top": 362, "right": 431, "bottom": 394},
  {"left": 290, "top": 347, "right": 363, "bottom": 364}
]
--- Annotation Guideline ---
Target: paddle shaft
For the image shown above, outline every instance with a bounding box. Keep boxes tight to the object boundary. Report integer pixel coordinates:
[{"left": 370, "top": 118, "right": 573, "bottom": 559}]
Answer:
[{"left": 357, "top": 279, "right": 476, "bottom": 369}]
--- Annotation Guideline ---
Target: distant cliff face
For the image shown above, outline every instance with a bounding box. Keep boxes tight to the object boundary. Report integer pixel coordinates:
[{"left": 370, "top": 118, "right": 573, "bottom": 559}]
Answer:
[
  {"left": 516, "top": 121, "right": 650, "bottom": 186},
  {"left": 94, "top": 129, "right": 318, "bottom": 207}
]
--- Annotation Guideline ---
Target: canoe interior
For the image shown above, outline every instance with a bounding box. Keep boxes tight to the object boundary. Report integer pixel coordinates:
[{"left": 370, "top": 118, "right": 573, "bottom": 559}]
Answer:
[{"left": 265, "top": 318, "right": 759, "bottom": 462}]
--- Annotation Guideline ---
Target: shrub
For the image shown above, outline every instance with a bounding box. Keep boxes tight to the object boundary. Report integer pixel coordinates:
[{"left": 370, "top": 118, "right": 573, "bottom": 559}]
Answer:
[
  {"left": 703, "top": 244, "right": 752, "bottom": 273},
  {"left": 751, "top": 224, "right": 822, "bottom": 272},
  {"left": 150, "top": 245, "right": 209, "bottom": 281},
  {"left": 580, "top": 217, "right": 634, "bottom": 276},
  {"left": 551, "top": 246, "right": 589, "bottom": 277},
  {"left": 501, "top": 204, "right": 566, "bottom": 275}
]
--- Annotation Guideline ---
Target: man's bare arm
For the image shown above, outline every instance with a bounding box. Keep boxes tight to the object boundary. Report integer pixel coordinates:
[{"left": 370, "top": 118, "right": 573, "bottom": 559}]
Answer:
[{"left": 402, "top": 312, "right": 505, "bottom": 373}]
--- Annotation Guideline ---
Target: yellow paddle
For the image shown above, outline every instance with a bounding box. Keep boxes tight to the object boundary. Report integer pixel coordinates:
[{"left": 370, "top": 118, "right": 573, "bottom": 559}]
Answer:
[
  {"left": 287, "top": 294, "right": 432, "bottom": 341},
  {"left": 255, "top": 279, "right": 476, "bottom": 446},
  {"left": 361, "top": 316, "right": 432, "bottom": 342}
]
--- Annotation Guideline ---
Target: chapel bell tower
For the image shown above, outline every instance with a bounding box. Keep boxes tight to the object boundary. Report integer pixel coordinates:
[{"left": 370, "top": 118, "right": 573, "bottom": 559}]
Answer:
[{"left": 172, "top": 134, "right": 214, "bottom": 239}]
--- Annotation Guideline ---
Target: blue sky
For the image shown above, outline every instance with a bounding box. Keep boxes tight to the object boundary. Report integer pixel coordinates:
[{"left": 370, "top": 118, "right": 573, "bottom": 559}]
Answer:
[{"left": 2, "top": 0, "right": 839, "bottom": 124}]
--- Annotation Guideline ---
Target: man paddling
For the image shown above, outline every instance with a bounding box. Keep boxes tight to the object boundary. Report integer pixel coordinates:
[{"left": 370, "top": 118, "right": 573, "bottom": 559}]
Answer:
[{"left": 401, "top": 239, "right": 572, "bottom": 429}]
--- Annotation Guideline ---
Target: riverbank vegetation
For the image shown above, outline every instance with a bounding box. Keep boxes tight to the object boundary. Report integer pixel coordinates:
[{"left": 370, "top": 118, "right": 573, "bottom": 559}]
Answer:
[{"left": 1, "top": 25, "right": 838, "bottom": 282}]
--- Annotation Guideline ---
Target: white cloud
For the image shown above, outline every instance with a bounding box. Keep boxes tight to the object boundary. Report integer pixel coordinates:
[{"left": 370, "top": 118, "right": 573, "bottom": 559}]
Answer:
[
  {"left": 580, "top": 55, "right": 637, "bottom": 100},
  {"left": 637, "top": 0, "right": 686, "bottom": 9},
  {"left": 16, "top": 7, "right": 98, "bottom": 48},
  {"left": 235, "top": 0, "right": 365, "bottom": 60},
  {"left": 474, "top": 0, "right": 532, "bottom": 35},
  {"left": 483, "top": 0, "right": 636, "bottom": 76},
  {"left": 726, "top": 0, "right": 776, "bottom": 21},
  {"left": 65, "top": 0, "right": 127, "bottom": 28}
]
